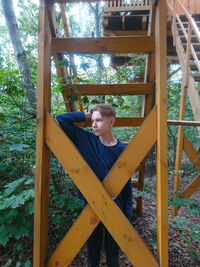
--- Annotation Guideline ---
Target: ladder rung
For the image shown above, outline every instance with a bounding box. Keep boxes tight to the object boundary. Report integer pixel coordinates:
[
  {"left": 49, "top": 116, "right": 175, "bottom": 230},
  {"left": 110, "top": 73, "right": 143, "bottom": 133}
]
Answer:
[
  {"left": 52, "top": 36, "right": 155, "bottom": 54},
  {"left": 64, "top": 83, "right": 154, "bottom": 96},
  {"left": 192, "top": 73, "right": 200, "bottom": 81},
  {"left": 132, "top": 181, "right": 143, "bottom": 188}
]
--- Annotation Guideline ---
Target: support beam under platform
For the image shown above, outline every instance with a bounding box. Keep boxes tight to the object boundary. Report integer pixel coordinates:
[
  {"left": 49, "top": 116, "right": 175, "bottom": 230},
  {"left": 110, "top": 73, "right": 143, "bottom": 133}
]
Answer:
[{"left": 51, "top": 36, "right": 155, "bottom": 54}]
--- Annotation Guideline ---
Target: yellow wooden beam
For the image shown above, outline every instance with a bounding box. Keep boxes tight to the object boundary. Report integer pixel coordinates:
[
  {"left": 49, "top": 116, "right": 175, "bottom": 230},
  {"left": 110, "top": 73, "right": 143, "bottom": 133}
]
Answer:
[
  {"left": 183, "top": 135, "right": 200, "bottom": 172},
  {"left": 64, "top": 83, "right": 154, "bottom": 96},
  {"left": 76, "top": 117, "right": 145, "bottom": 127},
  {"left": 52, "top": 36, "right": 155, "bottom": 54},
  {"left": 180, "top": 174, "right": 200, "bottom": 199},
  {"left": 33, "top": 2, "right": 51, "bottom": 267},
  {"left": 155, "top": 1, "right": 168, "bottom": 266},
  {"left": 47, "top": 107, "right": 157, "bottom": 267}
]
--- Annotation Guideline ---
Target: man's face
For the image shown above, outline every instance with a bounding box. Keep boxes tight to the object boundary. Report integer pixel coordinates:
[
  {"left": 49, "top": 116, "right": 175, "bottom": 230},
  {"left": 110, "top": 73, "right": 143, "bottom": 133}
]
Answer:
[{"left": 91, "top": 111, "right": 114, "bottom": 137}]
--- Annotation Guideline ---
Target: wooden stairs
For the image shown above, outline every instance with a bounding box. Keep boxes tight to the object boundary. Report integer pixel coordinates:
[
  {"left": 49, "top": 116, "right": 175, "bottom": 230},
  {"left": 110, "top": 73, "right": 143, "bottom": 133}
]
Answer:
[
  {"left": 167, "top": 0, "right": 200, "bottom": 218},
  {"left": 173, "top": 14, "right": 200, "bottom": 124}
]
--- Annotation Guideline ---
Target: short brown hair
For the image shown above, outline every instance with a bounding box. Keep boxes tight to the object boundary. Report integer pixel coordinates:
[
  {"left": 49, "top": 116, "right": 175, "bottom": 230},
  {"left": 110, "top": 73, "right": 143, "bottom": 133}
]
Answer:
[{"left": 91, "top": 103, "right": 116, "bottom": 118}]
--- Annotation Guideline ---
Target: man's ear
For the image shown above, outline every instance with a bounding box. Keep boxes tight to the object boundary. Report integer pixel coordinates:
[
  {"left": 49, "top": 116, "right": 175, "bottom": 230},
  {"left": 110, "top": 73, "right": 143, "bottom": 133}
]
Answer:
[{"left": 110, "top": 117, "right": 115, "bottom": 126}]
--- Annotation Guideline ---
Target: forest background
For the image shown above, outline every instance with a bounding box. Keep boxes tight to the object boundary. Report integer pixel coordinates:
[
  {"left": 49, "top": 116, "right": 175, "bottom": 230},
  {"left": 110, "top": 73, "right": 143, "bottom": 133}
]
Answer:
[{"left": 0, "top": 0, "right": 199, "bottom": 266}]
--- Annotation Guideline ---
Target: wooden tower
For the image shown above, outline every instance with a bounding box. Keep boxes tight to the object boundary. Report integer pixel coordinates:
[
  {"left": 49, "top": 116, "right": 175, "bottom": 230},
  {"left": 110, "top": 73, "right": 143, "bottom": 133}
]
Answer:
[{"left": 34, "top": 0, "right": 168, "bottom": 266}]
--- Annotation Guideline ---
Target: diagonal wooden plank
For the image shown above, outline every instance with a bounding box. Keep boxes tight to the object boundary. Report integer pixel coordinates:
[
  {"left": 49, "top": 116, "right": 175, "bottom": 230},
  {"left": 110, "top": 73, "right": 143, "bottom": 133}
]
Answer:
[
  {"left": 51, "top": 36, "right": 155, "bottom": 54},
  {"left": 180, "top": 174, "right": 200, "bottom": 199},
  {"left": 47, "top": 107, "right": 157, "bottom": 267},
  {"left": 183, "top": 135, "right": 200, "bottom": 172}
]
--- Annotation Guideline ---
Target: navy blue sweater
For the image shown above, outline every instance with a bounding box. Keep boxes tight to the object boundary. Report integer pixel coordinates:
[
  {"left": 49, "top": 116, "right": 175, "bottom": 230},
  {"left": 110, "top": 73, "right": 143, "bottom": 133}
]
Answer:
[{"left": 56, "top": 112, "right": 133, "bottom": 220}]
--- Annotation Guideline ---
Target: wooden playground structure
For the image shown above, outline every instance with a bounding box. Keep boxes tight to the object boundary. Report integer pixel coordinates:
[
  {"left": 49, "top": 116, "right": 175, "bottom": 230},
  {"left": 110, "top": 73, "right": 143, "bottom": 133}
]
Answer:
[{"left": 34, "top": 0, "right": 200, "bottom": 266}]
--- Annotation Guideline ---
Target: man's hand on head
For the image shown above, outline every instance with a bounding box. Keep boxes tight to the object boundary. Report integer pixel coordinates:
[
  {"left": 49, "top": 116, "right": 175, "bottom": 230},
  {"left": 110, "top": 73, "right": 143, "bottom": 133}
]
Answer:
[{"left": 85, "top": 113, "right": 91, "bottom": 121}]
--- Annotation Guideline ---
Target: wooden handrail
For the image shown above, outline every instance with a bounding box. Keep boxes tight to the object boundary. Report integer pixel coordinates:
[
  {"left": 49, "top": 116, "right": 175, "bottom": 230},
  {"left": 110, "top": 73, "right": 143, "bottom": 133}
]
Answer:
[
  {"left": 104, "top": 0, "right": 150, "bottom": 12},
  {"left": 167, "top": 0, "right": 200, "bottom": 73},
  {"left": 176, "top": 0, "right": 200, "bottom": 44}
]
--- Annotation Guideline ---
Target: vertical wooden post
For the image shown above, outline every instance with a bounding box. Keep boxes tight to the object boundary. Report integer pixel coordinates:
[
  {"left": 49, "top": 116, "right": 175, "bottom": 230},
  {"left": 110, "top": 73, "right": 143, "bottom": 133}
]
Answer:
[
  {"left": 172, "top": 23, "right": 192, "bottom": 217},
  {"left": 172, "top": 0, "right": 176, "bottom": 46},
  {"left": 155, "top": 0, "right": 168, "bottom": 266},
  {"left": 33, "top": 0, "right": 52, "bottom": 266}
]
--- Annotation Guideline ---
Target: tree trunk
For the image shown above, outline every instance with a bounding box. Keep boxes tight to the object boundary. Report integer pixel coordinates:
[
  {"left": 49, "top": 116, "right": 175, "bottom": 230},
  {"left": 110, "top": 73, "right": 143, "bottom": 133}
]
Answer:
[
  {"left": 89, "top": 2, "right": 105, "bottom": 103},
  {"left": 1, "top": 0, "right": 36, "bottom": 112}
]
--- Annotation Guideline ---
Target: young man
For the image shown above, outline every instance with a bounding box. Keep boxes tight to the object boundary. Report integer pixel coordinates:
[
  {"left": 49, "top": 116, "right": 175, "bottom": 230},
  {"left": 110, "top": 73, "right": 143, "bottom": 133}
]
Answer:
[{"left": 56, "top": 103, "right": 133, "bottom": 267}]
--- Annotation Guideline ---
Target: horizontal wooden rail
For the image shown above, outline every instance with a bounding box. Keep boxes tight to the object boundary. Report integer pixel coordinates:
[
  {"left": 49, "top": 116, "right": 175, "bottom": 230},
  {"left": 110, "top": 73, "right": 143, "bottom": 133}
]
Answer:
[
  {"left": 50, "top": 0, "right": 116, "bottom": 3},
  {"left": 52, "top": 36, "right": 155, "bottom": 54},
  {"left": 64, "top": 83, "right": 154, "bottom": 96},
  {"left": 77, "top": 117, "right": 145, "bottom": 127},
  {"left": 50, "top": 0, "right": 150, "bottom": 4},
  {"left": 78, "top": 119, "right": 200, "bottom": 128},
  {"left": 167, "top": 120, "right": 200, "bottom": 126},
  {"left": 104, "top": 30, "right": 148, "bottom": 36}
]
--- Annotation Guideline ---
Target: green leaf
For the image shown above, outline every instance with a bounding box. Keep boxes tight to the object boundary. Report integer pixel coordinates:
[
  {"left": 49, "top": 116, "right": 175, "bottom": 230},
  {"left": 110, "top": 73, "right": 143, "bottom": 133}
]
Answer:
[
  {"left": 13, "top": 242, "right": 22, "bottom": 251},
  {"left": 24, "top": 260, "right": 31, "bottom": 267},
  {"left": 5, "top": 259, "right": 12, "bottom": 267},
  {"left": 51, "top": 214, "right": 62, "bottom": 224},
  {"left": 9, "top": 144, "right": 29, "bottom": 152},
  {"left": 14, "top": 224, "right": 30, "bottom": 240},
  {"left": 0, "top": 209, "right": 18, "bottom": 224},
  {"left": 4, "top": 195, "right": 25, "bottom": 208},
  {"left": 4, "top": 177, "right": 26, "bottom": 196},
  {"left": 150, "top": 240, "right": 157, "bottom": 249},
  {"left": 16, "top": 261, "right": 21, "bottom": 267},
  {"left": 189, "top": 250, "right": 200, "bottom": 259},
  {"left": 0, "top": 226, "right": 12, "bottom": 246},
  {"left": 180, "top": 235, "right": 191, "bottom": 246}
]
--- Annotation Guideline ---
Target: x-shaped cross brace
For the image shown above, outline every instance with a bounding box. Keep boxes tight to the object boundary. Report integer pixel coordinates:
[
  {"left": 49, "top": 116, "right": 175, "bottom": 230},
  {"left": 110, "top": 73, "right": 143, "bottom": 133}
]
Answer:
[
  {"left": 46, "top": 107, "right": 158, "bottom": 267},
  {"left": 180, "top": 135, "right": 200, "bottom": 199}
]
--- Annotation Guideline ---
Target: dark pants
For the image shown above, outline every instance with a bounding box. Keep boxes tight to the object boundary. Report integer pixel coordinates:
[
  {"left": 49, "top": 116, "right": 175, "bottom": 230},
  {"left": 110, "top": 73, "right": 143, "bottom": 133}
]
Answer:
[{"left": 87, "top": 223, "right": 120, "bottom": 267}]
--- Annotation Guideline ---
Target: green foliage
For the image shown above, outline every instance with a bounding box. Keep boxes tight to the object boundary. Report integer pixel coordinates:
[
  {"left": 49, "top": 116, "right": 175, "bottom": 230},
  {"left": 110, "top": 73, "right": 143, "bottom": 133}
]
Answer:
[
  {"left": 169, "top": 198, "right": 200, "bottom": 259},
  {"left": 0, "top": 175, "right": 34, "bottom": 247}
]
